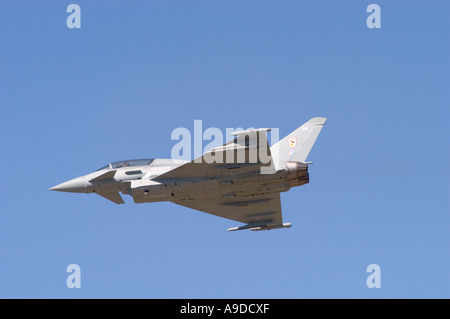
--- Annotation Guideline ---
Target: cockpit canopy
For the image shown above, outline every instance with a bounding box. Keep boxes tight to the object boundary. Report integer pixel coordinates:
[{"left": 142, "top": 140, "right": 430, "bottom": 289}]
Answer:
[{"left": 96, "top": 159, "right": 154, "bottom": 171}]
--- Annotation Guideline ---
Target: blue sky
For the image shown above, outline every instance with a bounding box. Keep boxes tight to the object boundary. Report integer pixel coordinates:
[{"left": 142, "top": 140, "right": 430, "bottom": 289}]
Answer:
[{"left": 0, "top": 0, "right": 448, "bottom": 298}]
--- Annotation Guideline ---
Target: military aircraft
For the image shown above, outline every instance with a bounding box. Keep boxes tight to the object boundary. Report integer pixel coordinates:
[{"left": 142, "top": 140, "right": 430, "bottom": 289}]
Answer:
[{"left": 50, "top": 117, "right": 326, "bottom": 231}]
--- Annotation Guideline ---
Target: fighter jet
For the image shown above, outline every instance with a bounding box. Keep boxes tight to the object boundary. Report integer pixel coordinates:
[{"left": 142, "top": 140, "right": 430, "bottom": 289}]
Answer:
[{"left": 50, "top": 117, "right": 326, "bottom": 231}]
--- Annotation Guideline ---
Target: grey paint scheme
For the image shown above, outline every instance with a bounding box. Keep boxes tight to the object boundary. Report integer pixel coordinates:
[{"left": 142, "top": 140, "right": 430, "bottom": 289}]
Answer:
[{"left": 50, "top": 118, "right": 327, "bottom": 231}]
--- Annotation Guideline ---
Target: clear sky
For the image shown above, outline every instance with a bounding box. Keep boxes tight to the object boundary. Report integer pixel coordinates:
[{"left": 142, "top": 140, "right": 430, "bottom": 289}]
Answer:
[{"left": 0, "top": 0, "right": 448, "bottom": 298}]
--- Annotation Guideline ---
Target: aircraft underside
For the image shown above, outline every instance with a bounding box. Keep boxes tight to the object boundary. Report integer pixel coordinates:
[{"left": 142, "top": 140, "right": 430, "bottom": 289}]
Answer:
[{"left": 50, "top": 117, "right": 326, "bottom": 231}]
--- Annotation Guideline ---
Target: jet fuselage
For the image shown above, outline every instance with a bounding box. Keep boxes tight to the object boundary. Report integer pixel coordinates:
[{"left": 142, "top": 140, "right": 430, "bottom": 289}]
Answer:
[{"left": 51, "top": 158, "right": 309, "bottom": 204}]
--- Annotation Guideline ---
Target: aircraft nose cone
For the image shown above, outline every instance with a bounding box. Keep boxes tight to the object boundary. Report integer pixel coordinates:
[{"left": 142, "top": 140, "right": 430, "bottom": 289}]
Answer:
[{"left": 50, "top": 177, "right": 86, "bottom": 193}]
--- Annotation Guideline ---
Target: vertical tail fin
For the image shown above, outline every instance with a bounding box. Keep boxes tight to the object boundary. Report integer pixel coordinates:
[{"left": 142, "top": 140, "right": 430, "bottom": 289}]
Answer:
[{"left": 271, "top": 117, "right": 327, "bottom": 170}]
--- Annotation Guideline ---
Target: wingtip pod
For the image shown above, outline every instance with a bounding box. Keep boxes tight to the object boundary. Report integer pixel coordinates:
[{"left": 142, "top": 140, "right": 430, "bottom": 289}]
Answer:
[
  {"left": 227, "top": 222, "right": 292, "bottom": 232},
  {"left": 251, "top": 222, "right": 292, "bottom": 231}
]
